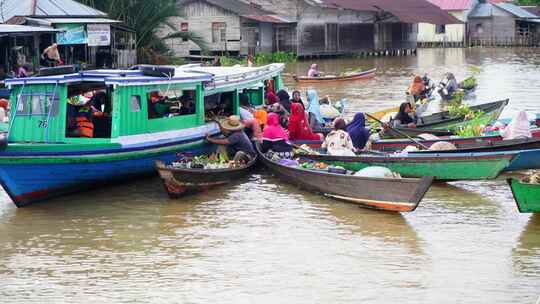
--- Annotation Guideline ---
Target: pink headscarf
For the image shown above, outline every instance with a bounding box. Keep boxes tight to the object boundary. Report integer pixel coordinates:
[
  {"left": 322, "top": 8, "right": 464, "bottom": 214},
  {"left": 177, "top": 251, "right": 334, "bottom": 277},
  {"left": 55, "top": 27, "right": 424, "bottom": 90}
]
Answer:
[{"left": 263, "top": 113, "right": 289, "bottom": 141}]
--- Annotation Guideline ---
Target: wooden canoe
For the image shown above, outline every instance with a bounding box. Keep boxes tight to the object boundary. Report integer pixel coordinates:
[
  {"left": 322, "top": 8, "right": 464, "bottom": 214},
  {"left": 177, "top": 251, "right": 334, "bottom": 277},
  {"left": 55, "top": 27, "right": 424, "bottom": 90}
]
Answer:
[
  {"left": 256, "top": 144, "right": 433, "bottom": 212},
  {"left": 507, "top": 178, "right": 540, "bottom": 213},
  {"left": 155, "top": 157, "right": 257, "bottom": 198},
  {"left": 372, "top": 129, "right": 540, "bottom": 152},
  {"left": 293, "top": 68, "right": 376, "bottom": 84},
  {"left": 299, "top": 152, "right": 515, "bottom": 181},
  {"left": 383, "top": 99, "right": 509, "bottom": 139}
]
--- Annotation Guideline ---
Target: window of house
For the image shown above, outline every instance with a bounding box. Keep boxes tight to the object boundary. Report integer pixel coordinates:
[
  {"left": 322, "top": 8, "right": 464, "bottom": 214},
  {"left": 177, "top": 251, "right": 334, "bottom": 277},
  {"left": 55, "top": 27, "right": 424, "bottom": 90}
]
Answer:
[
  {"left": 212, "top": 22, "right": 227, "bottom": 43},
  {"left": 476, "top": 23, "right": 484, "bottom": 34},
  {"left": 147, "top": 89, "right": 197, "bottom": 119},
  {"left": 436, "top": 24, "right": 446, "bottom": 34},
  {"left": 131, "top": 95, "right": 141, "bottom": 112}
]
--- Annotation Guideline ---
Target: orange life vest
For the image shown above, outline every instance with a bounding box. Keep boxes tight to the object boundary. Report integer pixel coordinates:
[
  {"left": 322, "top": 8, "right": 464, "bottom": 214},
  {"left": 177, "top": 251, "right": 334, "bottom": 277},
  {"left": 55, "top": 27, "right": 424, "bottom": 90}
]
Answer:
[{"left": 76, "top": 117, "right": 94, "bottom": 138}]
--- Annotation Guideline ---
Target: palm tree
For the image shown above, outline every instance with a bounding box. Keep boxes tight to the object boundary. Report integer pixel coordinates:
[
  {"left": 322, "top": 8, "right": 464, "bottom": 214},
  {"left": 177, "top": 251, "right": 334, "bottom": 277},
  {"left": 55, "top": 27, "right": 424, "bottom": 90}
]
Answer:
[{"left": 79, "top": 0, "right": 207, "bottom": 63}]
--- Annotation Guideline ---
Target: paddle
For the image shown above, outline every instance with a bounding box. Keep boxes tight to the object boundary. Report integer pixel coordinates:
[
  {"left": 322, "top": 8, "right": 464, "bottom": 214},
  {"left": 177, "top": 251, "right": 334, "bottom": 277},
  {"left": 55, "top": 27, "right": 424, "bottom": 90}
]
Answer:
[{"left": 365, "top": 113, "right": 429, "bottom": 150}]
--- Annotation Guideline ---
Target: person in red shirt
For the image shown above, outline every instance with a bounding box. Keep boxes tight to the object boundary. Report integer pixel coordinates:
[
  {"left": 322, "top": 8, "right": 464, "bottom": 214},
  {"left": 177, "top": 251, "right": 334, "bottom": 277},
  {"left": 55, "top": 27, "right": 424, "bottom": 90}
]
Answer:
[{"left": 288, "top": 103, "right": 323, "bottom": 141}]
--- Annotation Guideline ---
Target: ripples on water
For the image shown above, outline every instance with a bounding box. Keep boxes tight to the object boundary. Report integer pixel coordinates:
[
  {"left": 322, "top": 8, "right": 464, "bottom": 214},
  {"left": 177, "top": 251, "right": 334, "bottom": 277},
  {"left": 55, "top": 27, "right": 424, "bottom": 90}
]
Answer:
[{"left": 1, "top": 48, "right": 540, "bottom": 303}]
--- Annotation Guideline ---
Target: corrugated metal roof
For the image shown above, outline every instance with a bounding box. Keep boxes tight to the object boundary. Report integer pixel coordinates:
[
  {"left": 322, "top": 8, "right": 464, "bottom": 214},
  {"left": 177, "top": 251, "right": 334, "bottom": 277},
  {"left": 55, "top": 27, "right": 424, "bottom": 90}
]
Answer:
[
  {"left": 469, "top": 2, "right": 540, "bottom": 19},
  {"left": 427, "top": 0, "right": 473, "bottom": 11},
  {"left": 37, "top": 18, "right": 121, "bottom": 24},
  {"left": 243, "top": 15, "right": 295, "bottom": 23},
  {"left": 320, "top": 0, "right": 462, "bottom": 24},
  {"left": 495, "top": 3, "right": 540, "bottom": 18},
  {"left": 522, "top": 6, "right": 540, "bottom": 17},
  {"left": 469, "top": 3, "right": 493, "bottom": 18},
  {"left": 179, "top": 0, "right": 295, "bottom": 23},
  {"left": 0, "top": 24, "right": 60, "bottom": 34},
  {"left": 1, "top": 0, "right": 106, "bottom": 23}
]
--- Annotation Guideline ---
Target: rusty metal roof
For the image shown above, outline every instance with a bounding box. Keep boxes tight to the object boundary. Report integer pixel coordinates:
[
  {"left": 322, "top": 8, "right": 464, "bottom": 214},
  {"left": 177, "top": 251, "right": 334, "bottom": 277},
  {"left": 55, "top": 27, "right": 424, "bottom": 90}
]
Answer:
[
  {"left": 320, "top": 0, "right": 462, "bottom": 24},
  {"left": 178, "top": 0, "right": 294, "bottom": 23},
  {"left": 427, "top": 0, "right": 474, "bottom": 11}
]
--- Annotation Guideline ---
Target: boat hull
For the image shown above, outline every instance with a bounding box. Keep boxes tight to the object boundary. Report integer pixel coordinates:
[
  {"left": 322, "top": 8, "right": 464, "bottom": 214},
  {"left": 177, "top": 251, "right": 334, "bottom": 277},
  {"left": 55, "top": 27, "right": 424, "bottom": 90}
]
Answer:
[
  {"left": 507, "top": 178, "right": 540, "bottom": 213},
  {"left": 372, "top": 129, "right": 540, "bottom": 152},
  {"left": 258, "top": 148, "right": 433, "bottom": 212},
  {"left": 155, "top": 158, "right": 257, "bottom": 198},
  {"left": 294, "top": 68, "right": 376, "bottom": 84},
  {"left": 300, "top": 153, "right": 514, "bottom": 181},
  {"left": 0, "top": 139, "right": 211, "bottom": 207}
]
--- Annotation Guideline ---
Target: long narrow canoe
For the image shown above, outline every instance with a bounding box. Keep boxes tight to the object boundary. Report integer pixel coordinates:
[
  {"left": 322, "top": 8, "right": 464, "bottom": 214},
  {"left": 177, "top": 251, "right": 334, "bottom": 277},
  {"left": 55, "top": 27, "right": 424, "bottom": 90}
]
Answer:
[
  {"left": 257, "top": 145, "right": 433, "bottom": 212},
  {"left": 372, "top": 129, "right": 540, "bottom": 152},
  {"left": 300, "top": 152, "right": 515, "bottom": 181},
  {"left": 507, "top": 178, "right": 540, "bottom": 213},
  {"left": 155, "top": 157, "right": 257, "bottom": 198},
  {"left": 384, "top": 99, "right": 509, "bottom": 138},
  {"left": 293, "top": 68, "right": 376, "bottom": 84}
]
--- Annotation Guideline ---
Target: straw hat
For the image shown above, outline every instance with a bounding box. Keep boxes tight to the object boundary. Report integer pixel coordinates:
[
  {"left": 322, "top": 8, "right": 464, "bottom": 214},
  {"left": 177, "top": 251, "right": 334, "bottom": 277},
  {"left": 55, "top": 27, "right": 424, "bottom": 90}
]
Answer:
[{"left": 220, "top": 115, "right": 244, "bottom": 131}]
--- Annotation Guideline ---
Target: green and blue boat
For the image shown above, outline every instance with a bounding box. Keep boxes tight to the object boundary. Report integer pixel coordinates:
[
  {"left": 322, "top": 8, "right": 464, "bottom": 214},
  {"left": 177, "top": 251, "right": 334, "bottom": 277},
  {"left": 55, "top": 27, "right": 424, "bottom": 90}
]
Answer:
[
  {"left": 507, "top": 177, "right": 540, "bottom": 213},
  {"left": 0, "top": 64, "right": 284, "bottom": 207}
]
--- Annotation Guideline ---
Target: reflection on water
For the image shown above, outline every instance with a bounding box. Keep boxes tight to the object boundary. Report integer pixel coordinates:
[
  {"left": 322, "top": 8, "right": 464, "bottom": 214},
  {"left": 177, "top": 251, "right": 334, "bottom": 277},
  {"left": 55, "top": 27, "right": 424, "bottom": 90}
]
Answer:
[{"left": 1, "top": 48, "right": 540, "bottom": 303}]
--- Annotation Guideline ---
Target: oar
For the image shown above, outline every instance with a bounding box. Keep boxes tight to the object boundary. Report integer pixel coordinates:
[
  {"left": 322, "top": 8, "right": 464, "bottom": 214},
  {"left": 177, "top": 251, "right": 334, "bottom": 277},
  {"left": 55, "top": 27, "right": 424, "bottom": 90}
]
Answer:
[{"left": 365, "top": 113, "right": 429, "bottom": 150}]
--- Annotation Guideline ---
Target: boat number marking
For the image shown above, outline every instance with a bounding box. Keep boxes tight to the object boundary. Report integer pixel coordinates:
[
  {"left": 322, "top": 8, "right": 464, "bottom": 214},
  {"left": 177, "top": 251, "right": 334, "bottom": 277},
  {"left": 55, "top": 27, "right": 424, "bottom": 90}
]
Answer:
[{"left": 38, "top": 120, "right": 48, "bottom": 128}]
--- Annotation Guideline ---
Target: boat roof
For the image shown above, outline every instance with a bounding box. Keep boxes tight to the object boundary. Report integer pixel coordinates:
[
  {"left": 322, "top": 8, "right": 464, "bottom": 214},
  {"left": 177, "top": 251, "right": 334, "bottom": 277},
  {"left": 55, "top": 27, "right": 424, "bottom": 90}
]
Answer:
[
  {"left": 5, "top": 63, "right": 285, "bottom": 88},
  {"left": 179, "top": 63, "right": 285, "bottom": 92}
]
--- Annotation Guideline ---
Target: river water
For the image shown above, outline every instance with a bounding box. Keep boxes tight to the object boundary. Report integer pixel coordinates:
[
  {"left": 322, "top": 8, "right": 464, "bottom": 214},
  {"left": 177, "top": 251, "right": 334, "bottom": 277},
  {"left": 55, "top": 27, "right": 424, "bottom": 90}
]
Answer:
[{"left": 1, "top": 48, "right": 539, "bottom": 303}]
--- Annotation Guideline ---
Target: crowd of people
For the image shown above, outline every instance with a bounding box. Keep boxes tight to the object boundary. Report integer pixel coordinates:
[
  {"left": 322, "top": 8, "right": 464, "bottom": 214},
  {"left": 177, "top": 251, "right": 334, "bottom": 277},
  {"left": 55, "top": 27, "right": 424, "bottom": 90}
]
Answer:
[{"left": 206, "top": 83, "right": 373, "bottom": 162}]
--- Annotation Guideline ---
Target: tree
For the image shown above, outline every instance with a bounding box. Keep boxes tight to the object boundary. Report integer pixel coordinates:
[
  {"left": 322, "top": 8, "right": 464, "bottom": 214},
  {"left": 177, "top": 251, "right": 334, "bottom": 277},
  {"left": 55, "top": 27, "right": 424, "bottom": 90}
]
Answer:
[
  {"left": 78, "top": 0, "right": 207, "bottom": 63},
  {"left": 514, "top": 0, "right": 540, "bottom": 5}
]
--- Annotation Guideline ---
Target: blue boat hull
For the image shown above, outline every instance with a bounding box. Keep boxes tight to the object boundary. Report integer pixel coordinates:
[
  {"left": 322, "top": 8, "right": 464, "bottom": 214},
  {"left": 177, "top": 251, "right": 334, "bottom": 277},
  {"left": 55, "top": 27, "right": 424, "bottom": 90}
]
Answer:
[
  {"left": 0, "top": 142, "right": 211, "bottom": 207},
  {"left": 504, "top": 149, "right": 540, "bottom": 171}
]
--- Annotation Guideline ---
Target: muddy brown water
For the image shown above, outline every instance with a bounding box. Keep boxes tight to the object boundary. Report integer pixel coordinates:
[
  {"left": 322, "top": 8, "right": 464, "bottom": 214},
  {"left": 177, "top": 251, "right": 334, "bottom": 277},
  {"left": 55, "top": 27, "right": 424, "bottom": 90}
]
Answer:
[{"left": 1, "top": 48, "right": 539, "bottom": 303}]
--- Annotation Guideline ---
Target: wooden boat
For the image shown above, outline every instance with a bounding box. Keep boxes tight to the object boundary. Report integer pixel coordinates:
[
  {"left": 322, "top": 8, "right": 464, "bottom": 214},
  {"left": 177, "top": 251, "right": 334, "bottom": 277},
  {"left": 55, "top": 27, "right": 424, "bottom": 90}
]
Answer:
[
  {"left": 372, "top": 128, "right": 540, "bottom": 152},
  {"left": 256, "top": 144, "right": 433, "bottom": 212},
  {"left": 293, "top": 68, "right": 376, "bottom": 84},
  {"left": 155, "top": 157, "right": 257, "bottom": 198},
  {"left": 299, "top": 152, "right": 515, "bottom": 181},
  {"left": 0, "top": 63, "right": 285, "bottom": 207},
  {"left": 507, "top": 178, "right": 540, "bottom": 213},
  {"left": 384, "top": 99, "right": 509, "bottom": 138}
]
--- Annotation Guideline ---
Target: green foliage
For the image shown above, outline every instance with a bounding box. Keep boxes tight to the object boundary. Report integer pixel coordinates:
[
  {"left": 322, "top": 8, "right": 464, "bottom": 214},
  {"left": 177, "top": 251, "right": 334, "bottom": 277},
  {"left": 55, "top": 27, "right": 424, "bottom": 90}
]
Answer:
[
  {"left": 454, "top": 124, "right": 484, "bottom": 137},
  {"left": 77, "top": 0, "right": 208, "bottom": 64},
  {"left": 514, "top": 0, "right": 540, "bottom": 5},
  {"left": 220, "top": 52, "right": 297, "bottom": 67},
  {"left": 447, "top": 103, "right": 484, "bottom": 120},
  {"left": 460, "top": 76, "right": 477, "bottom": 90}
]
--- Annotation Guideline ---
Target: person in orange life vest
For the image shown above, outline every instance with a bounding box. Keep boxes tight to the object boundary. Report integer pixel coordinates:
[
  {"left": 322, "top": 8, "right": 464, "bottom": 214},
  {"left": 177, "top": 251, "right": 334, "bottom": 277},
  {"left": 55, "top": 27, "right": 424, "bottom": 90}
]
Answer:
[{"left": 70, "top": 92, "right": 105, "bottom": 138}]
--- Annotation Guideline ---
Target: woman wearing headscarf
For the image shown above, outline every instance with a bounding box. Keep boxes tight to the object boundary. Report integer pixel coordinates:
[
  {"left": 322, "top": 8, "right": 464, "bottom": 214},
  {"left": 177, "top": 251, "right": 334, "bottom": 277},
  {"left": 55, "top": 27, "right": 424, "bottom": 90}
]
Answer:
[
  {"left": 440, "top": 72, "right": 458, "bottom": 100},
  {"left": 306, "top": 89, "right": 324, "bottom": 129},
  {"left": 347, "top": 113, "right": 371, "bottom": 150},
  {"left": 291, "top": 90, "right": 303, "bottom": 105},
  {"left": 276, "top": 89, "right": 292, "bottom": 113},
  {"left": 408, "top": 75, "right": 425, "bottom": 101},
  {"left": 322, "top": 118, "right": 356, "bottom": 156},
  {"left": 261, "top": 113, "right": 293, "bottom": 158},
  {"left": 265, "top": 91, "right": 279, "bottom": 105},
  {"left": 308, "top": 63, "right": 320, "bottom": 77},
  {"left": 500, "top": 111, "right": 531, "bottom": 140},
  {"left": 288, "top": 103, "right": 323, "bottom": 141},
  {"left": 392, "top": 102, "right": 416, "bottom": 128}
]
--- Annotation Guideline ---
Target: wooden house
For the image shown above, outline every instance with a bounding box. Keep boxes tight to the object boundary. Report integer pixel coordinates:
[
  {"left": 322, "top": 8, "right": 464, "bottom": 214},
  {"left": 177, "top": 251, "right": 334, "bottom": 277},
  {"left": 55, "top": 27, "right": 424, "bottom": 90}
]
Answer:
[
  {"left": 171, "top": 0, "right": 458, "bottom": 57},
  {"left": 241, "top": 0, "right": 459, "bottom": 57},
  {"left": 468, "top": 0, "right": 540, "bottom": 46},
  {"left": 169, "top": 0, "right": 295, "bottom": 56},
  {"left": 418, "top": 0, "right": 477, "bottom": 47},
  {"left": 2, "top": 0, "right": 136, "bottom": 69}
]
